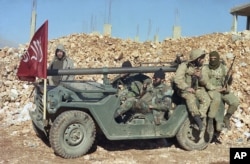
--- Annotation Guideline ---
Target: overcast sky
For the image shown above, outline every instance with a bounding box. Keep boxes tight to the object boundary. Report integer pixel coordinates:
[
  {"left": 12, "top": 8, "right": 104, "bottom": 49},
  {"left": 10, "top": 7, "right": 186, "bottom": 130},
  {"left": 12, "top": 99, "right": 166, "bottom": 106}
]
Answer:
[{"left": 0, "top": 0, "right": 249, "bottom": 47}]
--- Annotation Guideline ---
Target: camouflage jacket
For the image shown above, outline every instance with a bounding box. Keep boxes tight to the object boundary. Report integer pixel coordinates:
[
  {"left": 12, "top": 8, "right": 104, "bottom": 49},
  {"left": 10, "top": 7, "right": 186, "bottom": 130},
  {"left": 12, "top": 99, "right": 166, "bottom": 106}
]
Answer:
[
  {"left": 141, "top": 83, "right": 172, "bottom": 111},
  {"left": 112, "top": 73, "right": 151, "bottom": 99},
  {"left": 200, "top": 63, "right": 227, "bottom": 91},
  {"left": 174, "top": 62, "right": 203, "bottom": 91}
]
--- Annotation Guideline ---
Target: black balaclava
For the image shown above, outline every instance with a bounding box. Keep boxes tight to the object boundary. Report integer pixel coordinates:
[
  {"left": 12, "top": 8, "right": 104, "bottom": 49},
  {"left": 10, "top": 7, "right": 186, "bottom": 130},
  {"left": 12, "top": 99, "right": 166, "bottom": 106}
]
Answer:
[{"left": 209, "top": 51, "right": 220, "bottom": 69}]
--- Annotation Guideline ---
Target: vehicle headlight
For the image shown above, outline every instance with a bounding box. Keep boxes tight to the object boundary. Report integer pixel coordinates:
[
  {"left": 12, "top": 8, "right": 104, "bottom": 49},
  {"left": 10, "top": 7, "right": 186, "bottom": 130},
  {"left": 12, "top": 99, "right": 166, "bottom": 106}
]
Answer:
[{"left": 48, "top": 98, "right": 58, "bottom": 109}]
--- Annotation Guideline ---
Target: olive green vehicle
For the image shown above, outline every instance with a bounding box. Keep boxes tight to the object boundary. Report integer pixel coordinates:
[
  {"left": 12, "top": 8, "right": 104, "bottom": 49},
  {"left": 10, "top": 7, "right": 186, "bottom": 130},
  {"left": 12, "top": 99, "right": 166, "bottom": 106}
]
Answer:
[{"left": 30, "top": 65, "right": 225, "bottom": 159}]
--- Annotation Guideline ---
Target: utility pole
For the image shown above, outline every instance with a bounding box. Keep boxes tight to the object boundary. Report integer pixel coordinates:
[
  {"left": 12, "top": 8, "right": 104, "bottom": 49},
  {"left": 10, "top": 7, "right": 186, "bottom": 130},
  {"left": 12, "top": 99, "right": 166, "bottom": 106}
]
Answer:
[
  {"left": 135, "top": 24, "right": 139, "bottom": 42},
  {"left": 147, "top": 19, "right": 151, "bottom": 41},
  {"left": 154, "top": 27, "right": 159, "bottom": 43},
  {"left": 30, "top": 0, "right": 37, "bottom": 40},
  {"left": 103, "top": 0, "right": 112, "bottom": 36},
  {"left": 172, "top": 8, "right": 181, "bottom": 39}
]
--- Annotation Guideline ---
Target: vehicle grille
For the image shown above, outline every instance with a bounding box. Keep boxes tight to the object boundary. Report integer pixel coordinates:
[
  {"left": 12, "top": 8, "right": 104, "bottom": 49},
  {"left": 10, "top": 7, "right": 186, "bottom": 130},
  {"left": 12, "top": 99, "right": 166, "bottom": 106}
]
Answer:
[{"left": 36, "top": 92, "right": 44, "bottom": 114}]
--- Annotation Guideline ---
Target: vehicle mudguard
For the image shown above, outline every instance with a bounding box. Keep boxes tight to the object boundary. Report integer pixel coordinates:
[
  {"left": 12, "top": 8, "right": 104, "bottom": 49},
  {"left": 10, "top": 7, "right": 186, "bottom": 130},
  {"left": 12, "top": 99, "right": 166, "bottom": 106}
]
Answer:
[{"left": 155, "top": 104, "right": 189, "bottom": 137}]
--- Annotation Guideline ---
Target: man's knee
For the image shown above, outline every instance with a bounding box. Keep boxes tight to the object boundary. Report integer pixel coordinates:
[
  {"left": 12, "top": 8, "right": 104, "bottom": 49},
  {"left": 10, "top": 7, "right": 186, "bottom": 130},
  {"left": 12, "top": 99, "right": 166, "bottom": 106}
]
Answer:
[
  {"left": 230, "top": 97, "right": 240, "bottom": 107},
  {"left": 209, "top": 91, "right": 221, "bottom": 101}
]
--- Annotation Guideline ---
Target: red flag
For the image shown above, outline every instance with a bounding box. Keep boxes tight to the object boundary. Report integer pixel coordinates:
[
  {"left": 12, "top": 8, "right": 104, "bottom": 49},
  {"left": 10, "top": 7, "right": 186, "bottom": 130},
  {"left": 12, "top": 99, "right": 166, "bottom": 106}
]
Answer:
[{"left": 17, "top": 20, "right": 48, "bottom": 82}]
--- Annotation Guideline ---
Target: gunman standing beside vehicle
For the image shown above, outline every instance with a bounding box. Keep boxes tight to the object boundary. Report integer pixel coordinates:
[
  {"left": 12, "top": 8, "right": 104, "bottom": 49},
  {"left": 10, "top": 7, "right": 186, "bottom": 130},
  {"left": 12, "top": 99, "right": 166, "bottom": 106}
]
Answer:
[
  {"left": 200, "top": 51, "right": 239, "bottom": 131},
  {"left": 48, "top": 44, "right": 75, "bottom": 86},
  {"left": 174, "top": 49, "right": 211, "bottom": 131}
]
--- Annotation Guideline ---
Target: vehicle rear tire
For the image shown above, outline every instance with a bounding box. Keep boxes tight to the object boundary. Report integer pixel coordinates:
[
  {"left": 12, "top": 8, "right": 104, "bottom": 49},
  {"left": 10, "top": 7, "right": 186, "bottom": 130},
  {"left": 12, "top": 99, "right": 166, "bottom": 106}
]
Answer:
[
  {"left": 176, "top": 117, "right": 213, "bottom": 151},
  {"left": 49, "top": 110, "right": 96, "bottom": 158}
]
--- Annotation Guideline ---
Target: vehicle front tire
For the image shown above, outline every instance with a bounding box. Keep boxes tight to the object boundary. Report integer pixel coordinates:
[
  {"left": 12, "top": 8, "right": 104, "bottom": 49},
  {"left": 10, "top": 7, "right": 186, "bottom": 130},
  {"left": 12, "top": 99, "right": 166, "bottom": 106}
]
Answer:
[
  {"left": 49, "top": 110, "right": 96, "bottom": 158},
  {"left": 176, "top": 117, "right": 213, "bottom": 151}
]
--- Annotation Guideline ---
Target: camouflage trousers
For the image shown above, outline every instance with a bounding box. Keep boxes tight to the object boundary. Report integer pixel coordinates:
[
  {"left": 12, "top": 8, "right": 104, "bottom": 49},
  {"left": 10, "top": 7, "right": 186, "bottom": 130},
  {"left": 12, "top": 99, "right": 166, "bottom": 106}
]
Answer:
[
  {"left": 208, "top": 90, "right": 239, "bottom": 118},
  {"left": 181, "top": 88, "right": 211, "bottom": 118},
  {"left": 119, "top": 97, "right": 138, "bottom": 114},
  {"left": 120, "top": 97, "right": 151, "bottom": 114},
  {"left": 121, "top": 97, "right": 166, "bottom": 124}
]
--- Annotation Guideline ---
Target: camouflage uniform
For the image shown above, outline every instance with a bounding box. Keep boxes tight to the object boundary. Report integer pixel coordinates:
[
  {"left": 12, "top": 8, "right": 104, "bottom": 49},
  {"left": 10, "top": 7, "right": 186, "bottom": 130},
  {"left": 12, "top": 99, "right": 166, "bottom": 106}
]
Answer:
[
  {"left": 136, "top": 82, "right": 173, "bottom": 124},
  {"left": 174, "top": 49, "right": 211, "bottom": 131},
  {"left": 174, "top": 62, "right": 210, "bottom": 117},
  {"left": 113, "top": 73, "right": 151, "bottom": 116},
  {"left": 200, "top": 51, "right": 239, "bottom": 130}
]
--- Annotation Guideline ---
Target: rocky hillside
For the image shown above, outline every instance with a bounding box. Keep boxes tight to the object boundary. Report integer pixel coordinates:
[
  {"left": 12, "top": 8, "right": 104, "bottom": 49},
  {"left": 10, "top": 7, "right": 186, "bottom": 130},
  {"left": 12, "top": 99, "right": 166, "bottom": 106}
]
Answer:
[{"left": 0, "top": 31, "right": 249, "bottom": 143}]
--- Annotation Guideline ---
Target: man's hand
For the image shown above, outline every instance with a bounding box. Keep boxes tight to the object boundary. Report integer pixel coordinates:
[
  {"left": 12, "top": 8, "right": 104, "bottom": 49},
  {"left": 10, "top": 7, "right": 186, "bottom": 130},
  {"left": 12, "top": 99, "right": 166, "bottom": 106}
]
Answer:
[
  {"left": 142, "top": 82, "right": 149, "bottom": 90},
  {"left": 118, "top": 84, "right": 124, "bottom": 90},
  {"left": 186, "top": 87, "right": 195, "bottom": 93},
  {"left": 148, "top": 105, "right": 153, "bottom": 109},
  {"left": 218, "top": 87, "right": 230, "bottom": 94},
  {"left": 193, "top": 70, "right": 201, "bottom": 78},
  {"left": 217, "top": 87, "right": 226, "bottom": 93},
  {"left": 143, "top": 83, "right": 148, "bottom": 88}
]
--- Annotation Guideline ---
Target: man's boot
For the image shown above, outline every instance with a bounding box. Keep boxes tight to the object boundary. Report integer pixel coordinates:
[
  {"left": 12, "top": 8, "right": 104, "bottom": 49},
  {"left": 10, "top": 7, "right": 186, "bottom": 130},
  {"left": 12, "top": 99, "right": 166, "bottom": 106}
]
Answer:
[
  {"left": 194, "top": 115, "right": 203, "bottom": 131},
  {"left": 207, "top": 117, "right": 214, "bottom": 134},
  {"left": 216, "top": 122, "right": 224, "bottom": 132},
  {"left": 224, "top": 113, "right": 232, "bottom": 130},
  {"left": 114, "top": 107, "right": 127, "bottom": 118}
]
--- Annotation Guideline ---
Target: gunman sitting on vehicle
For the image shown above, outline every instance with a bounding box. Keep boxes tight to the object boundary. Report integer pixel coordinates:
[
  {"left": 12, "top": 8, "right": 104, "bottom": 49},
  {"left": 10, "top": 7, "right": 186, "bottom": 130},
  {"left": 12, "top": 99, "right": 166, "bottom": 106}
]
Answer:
[
  {"left": 112, "top": 60, "right": 151, "bottom": 117},
  {"left": 136, "top": 68, "right": 173, "bottom": 125},
  {"left": 200, "top": 51, "right": 239, "bottom": 131},
  {"left": 174, "top": 49, "right": 211, "bottom": 131}
]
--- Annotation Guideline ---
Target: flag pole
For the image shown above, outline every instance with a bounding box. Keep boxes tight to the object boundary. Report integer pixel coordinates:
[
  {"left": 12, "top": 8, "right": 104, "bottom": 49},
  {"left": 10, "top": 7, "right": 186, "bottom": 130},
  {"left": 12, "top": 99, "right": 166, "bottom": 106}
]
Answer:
[{"left": 43, "top": 79, "right": 47, "bottom": 121}]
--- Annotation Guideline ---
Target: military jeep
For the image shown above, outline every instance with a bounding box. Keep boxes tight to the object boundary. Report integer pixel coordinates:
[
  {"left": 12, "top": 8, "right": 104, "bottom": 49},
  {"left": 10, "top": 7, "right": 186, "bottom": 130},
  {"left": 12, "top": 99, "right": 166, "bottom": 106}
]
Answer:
[{"left": 30, "top": 65, "right": 224, "bottom": 159}]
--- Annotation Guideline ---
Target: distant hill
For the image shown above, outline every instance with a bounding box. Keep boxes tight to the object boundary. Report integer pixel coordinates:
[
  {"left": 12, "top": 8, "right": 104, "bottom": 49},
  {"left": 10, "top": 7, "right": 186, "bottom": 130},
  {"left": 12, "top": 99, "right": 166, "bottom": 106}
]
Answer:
[{"left": 0, "top": 37, "right": 18, "bottom": 48}]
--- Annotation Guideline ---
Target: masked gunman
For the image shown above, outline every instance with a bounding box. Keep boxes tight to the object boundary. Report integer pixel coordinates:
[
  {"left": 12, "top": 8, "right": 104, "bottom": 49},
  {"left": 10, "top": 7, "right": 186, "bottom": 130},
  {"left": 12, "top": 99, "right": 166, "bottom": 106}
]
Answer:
[{"left": 200, "top": 51, "right": 239, "bottom": 130}]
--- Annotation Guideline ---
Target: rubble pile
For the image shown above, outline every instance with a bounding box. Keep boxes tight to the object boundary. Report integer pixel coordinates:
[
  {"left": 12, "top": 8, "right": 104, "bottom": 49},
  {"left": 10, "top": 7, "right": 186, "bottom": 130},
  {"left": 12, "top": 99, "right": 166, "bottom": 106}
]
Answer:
[{"left": 0, "top": 30, "right": 249, "bottom": 142}]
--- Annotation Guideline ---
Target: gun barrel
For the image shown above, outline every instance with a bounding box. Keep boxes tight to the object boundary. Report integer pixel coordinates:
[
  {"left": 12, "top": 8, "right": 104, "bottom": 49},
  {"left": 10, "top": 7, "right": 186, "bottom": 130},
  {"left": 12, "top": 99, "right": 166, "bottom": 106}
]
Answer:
[{"left": 47, "top": 66, "right": 177, "bottom": 76}]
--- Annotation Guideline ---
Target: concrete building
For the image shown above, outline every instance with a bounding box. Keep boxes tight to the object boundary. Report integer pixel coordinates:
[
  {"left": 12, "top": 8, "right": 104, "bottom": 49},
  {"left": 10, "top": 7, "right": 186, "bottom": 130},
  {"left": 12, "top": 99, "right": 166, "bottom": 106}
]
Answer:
[
  {"left": 230, "top": 3, "right": 250, "bottom": 32},
  {"left": 172, "top": 26, "right": 182, "bottom": 39}
]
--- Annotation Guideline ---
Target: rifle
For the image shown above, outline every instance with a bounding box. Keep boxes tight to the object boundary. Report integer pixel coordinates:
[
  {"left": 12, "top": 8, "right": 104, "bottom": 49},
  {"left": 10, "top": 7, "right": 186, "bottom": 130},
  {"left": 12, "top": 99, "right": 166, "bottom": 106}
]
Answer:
[
  {"left": 191, "top": 75, "right": 198, "bottom": 89},
  {"left": 223, "top": 56, "right": 236, "bottom": 88},
  {"left": 190, "top": 67, "right": 201, "bottom": 89}
]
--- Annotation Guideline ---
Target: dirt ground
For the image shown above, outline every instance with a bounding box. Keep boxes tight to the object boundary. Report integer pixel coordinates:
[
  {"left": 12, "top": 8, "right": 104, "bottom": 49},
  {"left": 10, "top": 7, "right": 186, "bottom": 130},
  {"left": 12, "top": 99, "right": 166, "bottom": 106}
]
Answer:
[{"left": 0, "top": 121, "right": 250, "bottom": 164}]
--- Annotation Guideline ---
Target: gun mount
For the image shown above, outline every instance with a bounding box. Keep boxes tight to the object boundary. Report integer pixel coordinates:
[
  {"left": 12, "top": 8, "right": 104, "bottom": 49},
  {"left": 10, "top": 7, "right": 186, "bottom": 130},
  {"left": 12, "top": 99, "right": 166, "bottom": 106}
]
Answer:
[{"left": 47, "top": 65, "right": 177, "bottom": 84}]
